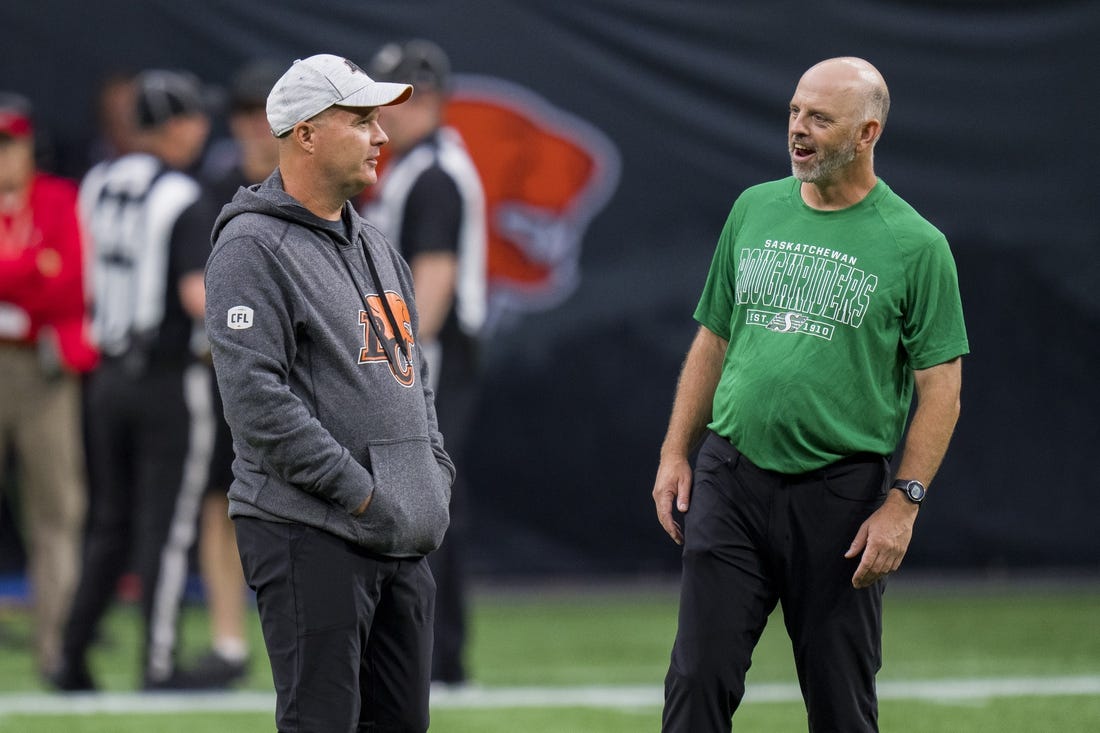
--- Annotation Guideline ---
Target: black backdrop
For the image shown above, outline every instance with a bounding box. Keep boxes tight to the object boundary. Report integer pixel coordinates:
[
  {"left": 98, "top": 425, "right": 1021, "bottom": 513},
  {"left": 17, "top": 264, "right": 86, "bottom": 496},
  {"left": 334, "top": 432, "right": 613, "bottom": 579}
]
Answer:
[{"left": 2, "top": 0, "right": 1097, "bottom": 578}]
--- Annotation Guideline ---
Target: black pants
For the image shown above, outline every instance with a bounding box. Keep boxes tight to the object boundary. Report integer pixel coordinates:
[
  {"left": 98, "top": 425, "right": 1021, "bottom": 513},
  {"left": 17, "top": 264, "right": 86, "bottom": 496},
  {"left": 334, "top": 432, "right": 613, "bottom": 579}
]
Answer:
[
  {"left": 663, "top": 431, "right": 888, "bottom": 733},
  {"left": 235, "top": 517, "right": 435, "bottom": 733},
  {"left": 61, "top": 360, "right": 212, "bottom": 685}
]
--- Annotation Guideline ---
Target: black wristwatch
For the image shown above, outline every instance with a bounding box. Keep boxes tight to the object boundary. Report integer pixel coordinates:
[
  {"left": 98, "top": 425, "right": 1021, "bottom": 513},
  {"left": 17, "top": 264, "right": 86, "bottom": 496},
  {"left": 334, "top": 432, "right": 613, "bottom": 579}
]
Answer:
[{"left": 891, "top": 479, "right": 926, "bottom": 505}]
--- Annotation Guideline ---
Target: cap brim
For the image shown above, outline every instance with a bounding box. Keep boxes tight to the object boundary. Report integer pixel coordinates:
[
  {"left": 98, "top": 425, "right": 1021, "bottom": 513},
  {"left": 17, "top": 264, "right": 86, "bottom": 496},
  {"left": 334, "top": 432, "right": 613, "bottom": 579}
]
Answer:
[{"left": 340, "top": 81, "right": 413, "bottom": 108}]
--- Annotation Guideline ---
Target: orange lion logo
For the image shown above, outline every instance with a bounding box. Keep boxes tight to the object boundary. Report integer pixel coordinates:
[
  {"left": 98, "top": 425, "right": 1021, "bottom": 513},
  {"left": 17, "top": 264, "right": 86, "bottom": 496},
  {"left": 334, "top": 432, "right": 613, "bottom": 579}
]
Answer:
[
  {"left": 358, "top": 291, "right": 415, "bottom": 387},
  {"left": 446, "top": 76, "right": 620, "bottom": 333},
  {"left": 359, "top": 76, "right": 619, "bottom": 335}
]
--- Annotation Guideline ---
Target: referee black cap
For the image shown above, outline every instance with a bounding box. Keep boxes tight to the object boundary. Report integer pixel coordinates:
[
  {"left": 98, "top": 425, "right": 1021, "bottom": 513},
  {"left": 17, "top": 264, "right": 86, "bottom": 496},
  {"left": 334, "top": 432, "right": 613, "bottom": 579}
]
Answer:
[
  {"left": 134, "top": 69, "right": 211, "bottom": 129},
  {"left": 368, "top": 39, "right": 452, "bottom": 93},
  {"left": 229, "top": 59, "right": 285, "bottom": 113}
]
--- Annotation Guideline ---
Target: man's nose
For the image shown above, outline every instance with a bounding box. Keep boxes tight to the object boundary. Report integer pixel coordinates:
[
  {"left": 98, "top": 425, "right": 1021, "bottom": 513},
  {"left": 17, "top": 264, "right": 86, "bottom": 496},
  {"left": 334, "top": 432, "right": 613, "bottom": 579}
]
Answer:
[{"left": 789, "top": 112, "right": 809, "bottom": 136}]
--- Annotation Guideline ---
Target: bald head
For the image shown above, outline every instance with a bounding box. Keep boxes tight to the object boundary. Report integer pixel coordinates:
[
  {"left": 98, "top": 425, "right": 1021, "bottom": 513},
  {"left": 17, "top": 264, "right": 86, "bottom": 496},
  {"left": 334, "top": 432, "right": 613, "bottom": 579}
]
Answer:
[
  {"left": 800, "top": 57, "right": 890, "bottom": 133},
  {"left": 788, "top": 57, "right": 889, "bottom": 202}
]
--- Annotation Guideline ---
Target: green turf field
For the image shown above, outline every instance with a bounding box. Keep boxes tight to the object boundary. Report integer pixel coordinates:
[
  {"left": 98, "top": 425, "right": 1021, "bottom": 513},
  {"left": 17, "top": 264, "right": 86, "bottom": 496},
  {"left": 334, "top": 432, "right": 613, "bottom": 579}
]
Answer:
[{"left": 1, "top": 577, "right": 1098, "bottom": 731}]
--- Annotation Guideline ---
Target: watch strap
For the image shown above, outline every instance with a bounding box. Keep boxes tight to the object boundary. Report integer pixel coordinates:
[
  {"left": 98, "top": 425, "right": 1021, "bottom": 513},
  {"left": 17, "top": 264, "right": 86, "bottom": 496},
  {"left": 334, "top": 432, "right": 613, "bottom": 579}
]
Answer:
[{"left": 890, "top": 478, "right": 926, "bottom": 504}]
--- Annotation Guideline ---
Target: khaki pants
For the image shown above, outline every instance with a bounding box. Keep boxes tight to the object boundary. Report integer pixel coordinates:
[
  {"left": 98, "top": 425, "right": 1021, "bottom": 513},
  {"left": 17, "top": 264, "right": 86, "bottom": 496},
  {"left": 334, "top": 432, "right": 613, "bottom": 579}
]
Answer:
[{"left": 0, "top": 344, "right": 87, "bottom": 675}]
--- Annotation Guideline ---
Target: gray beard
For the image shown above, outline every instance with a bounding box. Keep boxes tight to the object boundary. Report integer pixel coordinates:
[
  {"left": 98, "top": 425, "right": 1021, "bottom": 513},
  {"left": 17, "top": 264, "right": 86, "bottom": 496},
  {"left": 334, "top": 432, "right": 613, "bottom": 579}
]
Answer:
[{"left": 791, "top": 136, "right": 858, "bottom": 183}]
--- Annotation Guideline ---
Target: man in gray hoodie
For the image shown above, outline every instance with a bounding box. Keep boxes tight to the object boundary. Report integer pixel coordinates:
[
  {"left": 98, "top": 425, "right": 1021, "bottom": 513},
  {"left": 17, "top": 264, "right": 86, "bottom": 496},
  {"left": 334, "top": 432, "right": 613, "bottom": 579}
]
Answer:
[{"left": 203, "top": 54, "right": 454, "bottom": 733}]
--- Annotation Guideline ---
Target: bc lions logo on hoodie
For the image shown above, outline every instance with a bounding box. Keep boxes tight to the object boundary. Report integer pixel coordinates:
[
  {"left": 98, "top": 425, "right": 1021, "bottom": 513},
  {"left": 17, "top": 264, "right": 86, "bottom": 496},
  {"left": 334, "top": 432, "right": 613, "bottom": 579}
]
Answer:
[{"left": 358, "top": 291, "right": 415, "bottom": 387}]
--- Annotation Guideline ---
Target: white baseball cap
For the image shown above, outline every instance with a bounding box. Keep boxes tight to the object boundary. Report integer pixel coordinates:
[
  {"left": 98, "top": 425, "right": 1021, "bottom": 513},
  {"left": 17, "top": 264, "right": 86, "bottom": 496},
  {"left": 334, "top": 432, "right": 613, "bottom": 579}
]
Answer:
[{"left": 266, "top": 54, "right": 413, "bottom": 137}]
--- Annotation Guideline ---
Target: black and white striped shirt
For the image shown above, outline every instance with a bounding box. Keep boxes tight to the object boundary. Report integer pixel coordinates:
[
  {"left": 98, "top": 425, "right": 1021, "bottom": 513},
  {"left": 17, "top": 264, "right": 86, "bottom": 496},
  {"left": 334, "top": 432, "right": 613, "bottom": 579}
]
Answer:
[{"left": 79, "top": 152, "right": 210, "bottom": 365}]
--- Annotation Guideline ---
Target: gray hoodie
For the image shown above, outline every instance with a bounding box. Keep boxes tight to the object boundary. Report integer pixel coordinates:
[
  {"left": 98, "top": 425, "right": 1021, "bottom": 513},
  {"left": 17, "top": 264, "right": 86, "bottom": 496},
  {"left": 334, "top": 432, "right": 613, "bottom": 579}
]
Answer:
[{"left": 204, "top": 170, "right": 454, "bottom": 558}]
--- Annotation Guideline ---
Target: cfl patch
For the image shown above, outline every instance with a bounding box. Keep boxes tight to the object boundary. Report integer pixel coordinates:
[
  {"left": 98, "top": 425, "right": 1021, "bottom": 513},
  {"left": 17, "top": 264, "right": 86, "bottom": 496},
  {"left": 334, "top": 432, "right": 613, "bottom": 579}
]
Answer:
[{"left": 227, "top": 305, "right": 254, "bottom": 330}]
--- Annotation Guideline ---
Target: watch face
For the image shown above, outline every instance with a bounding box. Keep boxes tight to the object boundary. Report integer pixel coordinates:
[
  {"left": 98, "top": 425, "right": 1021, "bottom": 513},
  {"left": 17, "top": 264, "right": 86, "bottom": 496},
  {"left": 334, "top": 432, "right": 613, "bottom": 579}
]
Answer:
[{"left": 892, "top": 479, "right": 926, "bottom": 503}]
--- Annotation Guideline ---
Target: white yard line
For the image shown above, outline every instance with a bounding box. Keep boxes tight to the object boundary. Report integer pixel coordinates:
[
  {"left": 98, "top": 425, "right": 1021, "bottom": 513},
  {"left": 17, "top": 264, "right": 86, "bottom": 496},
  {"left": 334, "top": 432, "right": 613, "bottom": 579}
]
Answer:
[{"left": 2, "top": 676, "right": 1099, "bottom": 716}]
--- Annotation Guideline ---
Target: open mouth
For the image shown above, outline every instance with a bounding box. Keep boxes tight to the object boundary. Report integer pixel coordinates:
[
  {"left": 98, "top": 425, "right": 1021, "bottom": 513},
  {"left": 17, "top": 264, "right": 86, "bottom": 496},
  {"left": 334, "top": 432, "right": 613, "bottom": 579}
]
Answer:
[{"left": 791, "top": 142, "right": 815, "bottom": 161}]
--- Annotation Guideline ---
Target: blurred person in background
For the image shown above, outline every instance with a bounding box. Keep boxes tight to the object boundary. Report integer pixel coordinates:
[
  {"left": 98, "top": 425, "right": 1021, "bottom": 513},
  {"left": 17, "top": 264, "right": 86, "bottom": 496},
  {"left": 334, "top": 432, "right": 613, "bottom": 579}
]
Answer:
[
  {"left": 50, "top": 69, "right": 216, "bottom": 691},
  {"left": 184, "top": 57, "right": 285, "bottom": 689},
  {"left": 0, "top": 92, "right": 97, "bottom": 683},
  {"left": 362, "top": 38, "right": 486, "bottom": 687},
  {"left": 87, "top": 72, "right": 141, "bottom": 169}
]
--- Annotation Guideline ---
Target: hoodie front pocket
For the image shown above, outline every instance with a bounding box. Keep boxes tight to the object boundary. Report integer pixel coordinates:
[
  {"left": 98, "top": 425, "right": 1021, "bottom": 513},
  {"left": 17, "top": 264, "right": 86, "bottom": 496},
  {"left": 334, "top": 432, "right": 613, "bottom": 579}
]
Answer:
[{"left": 358, "top": 437, "right": 450, "bottom": 555}]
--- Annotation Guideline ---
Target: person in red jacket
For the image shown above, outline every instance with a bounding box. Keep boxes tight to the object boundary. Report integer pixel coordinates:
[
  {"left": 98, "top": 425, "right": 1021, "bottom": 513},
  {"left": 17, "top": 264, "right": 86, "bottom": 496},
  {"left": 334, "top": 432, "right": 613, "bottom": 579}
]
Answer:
[{"left": 0, "top": 92, "right": 96, "bottom": 682}]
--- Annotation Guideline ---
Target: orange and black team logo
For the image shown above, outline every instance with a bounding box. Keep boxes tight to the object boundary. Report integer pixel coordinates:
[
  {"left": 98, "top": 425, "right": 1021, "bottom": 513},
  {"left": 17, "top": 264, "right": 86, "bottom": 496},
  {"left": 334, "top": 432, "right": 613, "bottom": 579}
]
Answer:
[
  {"left": 362, "top": 75, "right": 621, "bottom": 335},
  {"left": 358, "top": 291, "right": 415, "bottom": 387},
  {"left": 446, "top": 75, "right": 620, "bottom": 330}
]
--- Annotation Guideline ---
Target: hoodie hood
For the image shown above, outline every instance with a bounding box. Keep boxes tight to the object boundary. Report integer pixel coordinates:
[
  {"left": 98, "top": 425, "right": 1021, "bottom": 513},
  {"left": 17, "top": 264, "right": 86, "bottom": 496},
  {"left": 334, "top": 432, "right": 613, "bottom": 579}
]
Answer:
[{"left": 211, "top": 168, "right": 360, "bottom": 248}]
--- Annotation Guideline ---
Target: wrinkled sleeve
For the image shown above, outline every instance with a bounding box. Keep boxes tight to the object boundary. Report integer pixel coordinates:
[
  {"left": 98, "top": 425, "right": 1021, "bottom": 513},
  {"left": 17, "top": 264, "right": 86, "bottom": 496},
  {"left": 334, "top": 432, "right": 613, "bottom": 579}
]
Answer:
[
  {"left": 901, "top": 234, "right": 970, "bottom": 370},
  {"left": 204, "top": 234, "right": 375, "bottom": 513},
  {"left": 416, "top": 340, "right": 456, "bottom": 487},
  {"left": 388, "top": 245, "right": 456, "bottom": 487},
  {"left": 693, "top": 203, "right": 741, "bottom": 340}
]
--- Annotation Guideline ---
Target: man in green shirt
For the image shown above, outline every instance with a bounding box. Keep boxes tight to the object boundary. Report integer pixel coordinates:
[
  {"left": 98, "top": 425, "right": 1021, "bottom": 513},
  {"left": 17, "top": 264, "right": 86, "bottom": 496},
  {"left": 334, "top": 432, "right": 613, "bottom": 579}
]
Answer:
[{"left": 653, "top": 57, "right": 968, "bottom": 732}]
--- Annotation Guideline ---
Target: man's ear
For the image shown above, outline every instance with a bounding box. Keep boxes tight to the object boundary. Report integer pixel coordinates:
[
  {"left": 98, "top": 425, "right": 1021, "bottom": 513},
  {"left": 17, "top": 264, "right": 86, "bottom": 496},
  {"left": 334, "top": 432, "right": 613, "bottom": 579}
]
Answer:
[
  {"left": 859, "top": 119, "right": 882, "bottom": 151},
  {"left": 293, "top": 121, "right": 315, "bottom": 152}
]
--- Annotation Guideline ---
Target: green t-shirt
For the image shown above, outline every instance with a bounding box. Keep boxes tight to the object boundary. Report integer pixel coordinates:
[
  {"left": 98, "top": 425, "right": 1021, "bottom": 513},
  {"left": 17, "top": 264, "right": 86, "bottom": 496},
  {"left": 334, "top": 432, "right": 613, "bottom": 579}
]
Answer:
[{"left": 694, "top": 177, "right": 969, "bottom": 473}]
